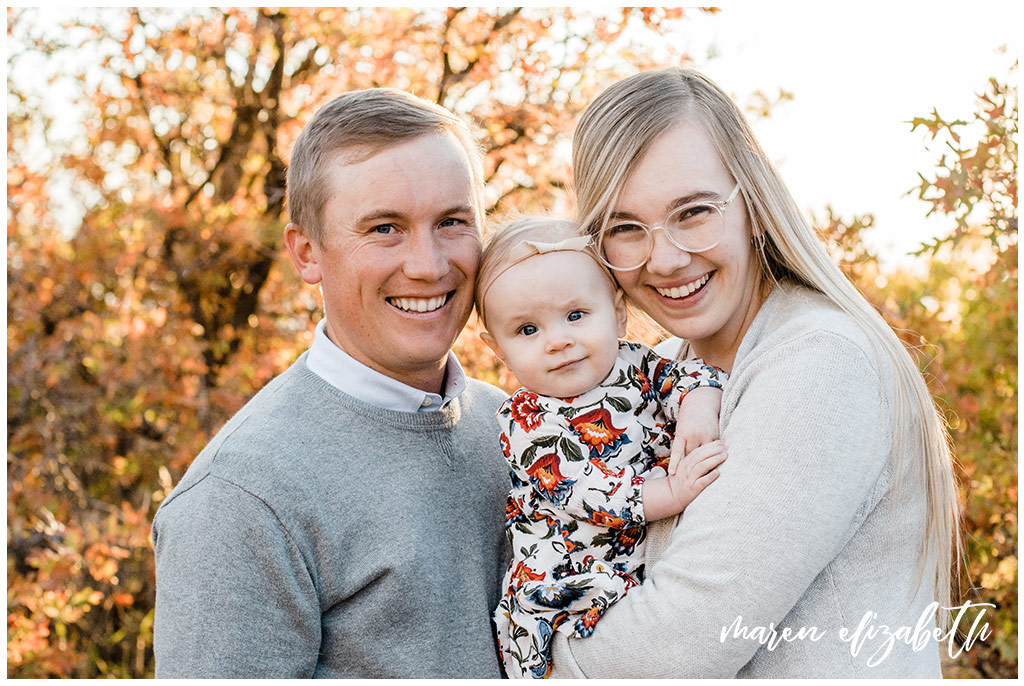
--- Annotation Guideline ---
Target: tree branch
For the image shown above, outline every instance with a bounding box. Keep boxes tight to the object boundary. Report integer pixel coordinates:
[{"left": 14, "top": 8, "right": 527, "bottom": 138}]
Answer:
[{"left": 437, "top": 8, "right": 521, "bottom": 104}]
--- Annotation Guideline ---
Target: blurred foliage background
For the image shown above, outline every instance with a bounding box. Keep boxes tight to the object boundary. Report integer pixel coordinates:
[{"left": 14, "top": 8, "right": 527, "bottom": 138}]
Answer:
[{"left": 6, "top": 7, "right": 1017, "bottom": 678}]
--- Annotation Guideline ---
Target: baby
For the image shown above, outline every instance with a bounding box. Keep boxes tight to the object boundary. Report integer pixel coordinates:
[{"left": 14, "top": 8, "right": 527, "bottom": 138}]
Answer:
[{"left": 477, "top": 217, "right": 728, "bottom": 678}]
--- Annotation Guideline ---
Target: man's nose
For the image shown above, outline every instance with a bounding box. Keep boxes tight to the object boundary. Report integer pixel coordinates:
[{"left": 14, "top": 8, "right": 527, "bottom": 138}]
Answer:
[
  {"left": 402, "top": 228, "right": 449, "bottom": 281},
  {"left": 645, "top": 227, "right": 693, "bottom": 276}
]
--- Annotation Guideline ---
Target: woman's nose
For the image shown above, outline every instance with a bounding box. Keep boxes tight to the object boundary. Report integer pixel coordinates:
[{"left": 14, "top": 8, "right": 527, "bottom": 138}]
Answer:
[{"left": 645, "top": 227, "right": 693, "bottom": 276}]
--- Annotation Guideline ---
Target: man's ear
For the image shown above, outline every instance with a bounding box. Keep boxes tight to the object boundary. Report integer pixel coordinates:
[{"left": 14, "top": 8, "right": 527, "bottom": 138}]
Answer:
[
  {"left": 480, "top": 330, "right": 505, "bottom": 363},
  {"left": 284, "top": 223, "right": 323, "bottom": 285},
  {"left": 613, "top": 289, "right": 628, "bottom": 338}
]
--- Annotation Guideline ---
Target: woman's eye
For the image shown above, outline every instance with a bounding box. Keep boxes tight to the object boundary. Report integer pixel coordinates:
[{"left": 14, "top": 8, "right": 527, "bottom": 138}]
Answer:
[
  {"left": 674, "top": 204, "right": 713, "bottom": 225},
  {"left": 607, "top": 222, "right": 644, "bottom": 237},
  {"left": 567, "top": 310, "right": 584, "bottom": 322},
  {"left": 519, "top": 324, "right": 538, "bottom": 336}
]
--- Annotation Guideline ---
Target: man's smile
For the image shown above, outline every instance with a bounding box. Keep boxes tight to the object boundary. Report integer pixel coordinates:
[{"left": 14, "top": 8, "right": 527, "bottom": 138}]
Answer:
[{"left": 386, "top": 292, "right": 453, "bottom": 313}]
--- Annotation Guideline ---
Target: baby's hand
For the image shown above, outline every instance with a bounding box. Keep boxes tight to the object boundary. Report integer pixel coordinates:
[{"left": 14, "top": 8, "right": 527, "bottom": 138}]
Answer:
[
  {"left": 669, "top": 386, "right": 723, "bottom": 476},
  {"left": 665, "top": 439, "right": 727, "bottom": 509},
  {"left": 642, "top": 440, "right": 727, "bottom": 521}
]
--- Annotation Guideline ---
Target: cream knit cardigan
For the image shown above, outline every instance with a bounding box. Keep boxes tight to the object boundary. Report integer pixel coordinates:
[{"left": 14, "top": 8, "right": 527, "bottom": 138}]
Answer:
[{"left": 550, "top": 282, "right": 942, "bottom": 678}]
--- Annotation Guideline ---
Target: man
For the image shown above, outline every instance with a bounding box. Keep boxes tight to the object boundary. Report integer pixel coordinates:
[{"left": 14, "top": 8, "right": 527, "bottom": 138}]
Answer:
[{"left": 152, "top": 89, "right": 509, "bottom": 677}]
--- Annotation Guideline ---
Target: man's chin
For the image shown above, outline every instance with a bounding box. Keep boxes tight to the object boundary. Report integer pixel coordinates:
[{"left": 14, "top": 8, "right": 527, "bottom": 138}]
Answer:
[{"left": 385, "top": 330, "right": 460, "bottom": 368}]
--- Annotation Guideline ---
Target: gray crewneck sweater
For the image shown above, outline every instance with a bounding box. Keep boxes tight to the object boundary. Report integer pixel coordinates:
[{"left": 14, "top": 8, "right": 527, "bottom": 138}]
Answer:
[
  {"left": 152, "top": 354, "right": 510, "bottom": 678},
  {"left": 551, "top": 282, "right": 943, "bottom": 678}
]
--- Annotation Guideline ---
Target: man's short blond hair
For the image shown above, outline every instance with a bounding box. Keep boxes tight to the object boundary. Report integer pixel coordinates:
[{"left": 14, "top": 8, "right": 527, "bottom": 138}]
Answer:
[{"left": 286, "top": 88, "right": 485, "bottom": 245}]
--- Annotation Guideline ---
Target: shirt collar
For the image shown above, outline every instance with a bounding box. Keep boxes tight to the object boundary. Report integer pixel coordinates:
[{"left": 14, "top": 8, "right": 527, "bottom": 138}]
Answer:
[{"left": 306, "top": 319, "right": 467, "bottom": 413}]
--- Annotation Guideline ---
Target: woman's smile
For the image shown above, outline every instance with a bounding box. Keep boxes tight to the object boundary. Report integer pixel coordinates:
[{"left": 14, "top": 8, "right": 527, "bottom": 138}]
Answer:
[
  {"left": 652, "top": 271, "right": 715, "bottom": 300},
  {"left": 612, "top": 119, "right": 762, "bottom": 369}
]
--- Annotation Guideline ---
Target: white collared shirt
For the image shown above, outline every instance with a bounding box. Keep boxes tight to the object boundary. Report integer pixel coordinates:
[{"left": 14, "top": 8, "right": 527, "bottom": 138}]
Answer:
[{"left": 305, "top": 319, "right": 467, "bottom": 413}]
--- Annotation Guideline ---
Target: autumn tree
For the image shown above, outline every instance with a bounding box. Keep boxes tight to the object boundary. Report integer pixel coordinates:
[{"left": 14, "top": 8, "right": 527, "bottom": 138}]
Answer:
[
  {"left": 7, "top": 6, "right": 715, "bottom": 677},
  {"left": 8, "top": 7, "right": 1015, "bottom": 678},
  {"left": 814, "top": 65, "right": 1017, "bottom": 678},
  {"left": 903, "top": 65, "right": 1017, "bottom": 678}
]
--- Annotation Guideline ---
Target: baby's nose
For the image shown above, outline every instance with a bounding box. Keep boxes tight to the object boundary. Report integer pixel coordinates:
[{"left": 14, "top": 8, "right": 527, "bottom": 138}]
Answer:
[{"left": 545, "top": 331, "right": 573, "bottom": 352}]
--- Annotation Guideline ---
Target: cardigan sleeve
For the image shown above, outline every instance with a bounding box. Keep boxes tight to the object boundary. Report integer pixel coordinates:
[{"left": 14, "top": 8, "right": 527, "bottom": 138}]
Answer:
[{"left": 549, "top": 330, "right": 891, "bottom": 677}]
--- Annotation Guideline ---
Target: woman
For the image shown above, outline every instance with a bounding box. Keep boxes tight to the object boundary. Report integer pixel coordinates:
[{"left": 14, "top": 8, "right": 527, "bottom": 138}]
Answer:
[{"left": 548, "top": 68, "right": 960, "bottom": 677}]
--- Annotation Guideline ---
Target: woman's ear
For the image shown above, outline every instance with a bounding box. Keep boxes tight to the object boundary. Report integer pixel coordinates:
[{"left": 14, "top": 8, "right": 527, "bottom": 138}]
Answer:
[
  {"left": 284, "top": 223, "right": 323, "bottom": 285},
  {"left": 613, "top": 289, "right": 628, "bottom": 338},
  {"left": 480, "top": 330, "right": 505, "bottom": 363}
]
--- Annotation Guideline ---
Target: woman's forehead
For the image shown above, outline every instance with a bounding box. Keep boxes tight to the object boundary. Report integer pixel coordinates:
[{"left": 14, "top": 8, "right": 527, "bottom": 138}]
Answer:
[{"left": 616, "top": 122, "right": 731, "bottom": 216}]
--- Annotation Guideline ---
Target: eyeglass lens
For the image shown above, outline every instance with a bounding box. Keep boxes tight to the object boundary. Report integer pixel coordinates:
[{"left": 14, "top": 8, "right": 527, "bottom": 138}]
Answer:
[{"left": 600, "top": 202, "right": 725, "bottom": 270}]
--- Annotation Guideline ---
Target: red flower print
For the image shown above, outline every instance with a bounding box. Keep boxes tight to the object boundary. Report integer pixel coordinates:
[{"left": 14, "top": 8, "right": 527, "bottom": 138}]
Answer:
[
  {"left": 609, "top": 526, "right": 645, "bottom": 556},
  {"left": 500, "top": 432, "right": 511, "bottom": 457},
  {"left": 586, "top": 506, "right": 628, "bottom": 529},
  {"left": 505, "top": 496, "right": 527, "bottom": 527},
  {"left": 586, "top": 504, "right": 646, "bottom": 556},
  {"left": 510, "top": 561, "right": 546, "bottom": 591},
  {"left": 526, "top": 453, "right": 576, "bottom": 505},
  {"left": 653, "top": 358, "right": 676, "bottom": 397},
  {"left": 574, "top": 605, "right": 604, "bottom": 638},
  {"left": 540, "top": 513, "right": 580, "bottom": 554},
  {"left": 636, "top": 369, "right": 654, "bottom": 401},
  {"left": 510, "top": 391, "right": 543, "bottom": 432},
  {"left": 569, "top": 407, "right": 630, "bottom": 458},
  {"left": 588, "top": 457, "right": 625, "bottom": 479},
  {"left": 619, "top": 570, "right": 640, "bottom": 591}
]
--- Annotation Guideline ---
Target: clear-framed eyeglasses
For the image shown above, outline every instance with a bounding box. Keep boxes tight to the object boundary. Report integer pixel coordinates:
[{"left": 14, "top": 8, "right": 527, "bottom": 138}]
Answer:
[{"left": 596, "top": 183, "right": 741, "bottom": 271}]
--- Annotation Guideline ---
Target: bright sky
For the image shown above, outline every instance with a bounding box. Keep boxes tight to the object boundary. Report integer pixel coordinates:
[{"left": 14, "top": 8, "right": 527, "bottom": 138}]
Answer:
[{"left": 677, "top": 4, "right": 1019, "bottom": 270}]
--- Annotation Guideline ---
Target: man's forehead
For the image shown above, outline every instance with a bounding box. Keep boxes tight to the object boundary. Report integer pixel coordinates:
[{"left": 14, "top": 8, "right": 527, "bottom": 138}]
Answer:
[
  {"left": 325, "top": 143, "right": 384, "bottom": 168},
  {"left": 319, "top": 135, "right": 481, "bottom": 223},
  {"left": 324, "top": 130, "right": 467, "bottom": 168}
]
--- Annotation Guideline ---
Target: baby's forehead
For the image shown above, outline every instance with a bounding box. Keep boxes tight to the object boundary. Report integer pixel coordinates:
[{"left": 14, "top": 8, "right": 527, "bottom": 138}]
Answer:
[
  {"left": 503, "top": 253, "right": 615, "bottom": 301},
  {"left": 510, "top": 250, "right": 613, "bottom": 286}
]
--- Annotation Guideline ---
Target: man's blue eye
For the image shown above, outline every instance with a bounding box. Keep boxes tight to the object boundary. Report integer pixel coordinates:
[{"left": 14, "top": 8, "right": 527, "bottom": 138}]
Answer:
[
  {"left": 519, "top": 324, "right": 538, "bottom": 336},
  {"left": 372, "top": 224, "right": 395, "bottom": 234},
  {"left": 439, "top": 217, "right": 468, "bottom": 228},
  {"left": 568, "top": 311, "right": 584, "bottom": 322}
]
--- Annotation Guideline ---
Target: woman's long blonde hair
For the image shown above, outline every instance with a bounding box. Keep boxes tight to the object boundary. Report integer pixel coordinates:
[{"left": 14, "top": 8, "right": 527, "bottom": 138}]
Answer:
[{"left": 572, "top": 67, "right": 960, "bottom": 617}]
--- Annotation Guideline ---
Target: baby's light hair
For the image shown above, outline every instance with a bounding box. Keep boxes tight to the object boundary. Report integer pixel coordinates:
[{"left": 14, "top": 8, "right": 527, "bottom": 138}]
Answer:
[{"left": 476, "top": 215, "right": 616, "bottom": 330}]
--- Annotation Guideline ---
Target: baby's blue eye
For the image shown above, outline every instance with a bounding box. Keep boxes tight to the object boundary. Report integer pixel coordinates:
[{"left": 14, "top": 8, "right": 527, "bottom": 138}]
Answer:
[
  {"left": 519, "top": 324, "right": 538, "bottom": 336},
  {"left": 567, "top": 310, "right": 584, "bottom": 322}
]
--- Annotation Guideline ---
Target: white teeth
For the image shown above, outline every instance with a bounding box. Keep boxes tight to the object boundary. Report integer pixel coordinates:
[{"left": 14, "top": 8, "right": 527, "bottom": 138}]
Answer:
[
  {"left": 655, "top": 273, "right": 711, "bottom": 299},
  {"left": 389, "top": 295, "right": 448, "bottom": 313}
]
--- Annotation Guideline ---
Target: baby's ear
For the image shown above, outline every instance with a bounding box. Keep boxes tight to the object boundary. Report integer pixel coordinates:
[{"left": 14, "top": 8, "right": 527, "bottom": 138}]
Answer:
[
  {"left": 613, "top": 289, "right": 628, "bottom": 338},
  {"left": 480, "top": 330, "right": 505, "bottom": 362}
]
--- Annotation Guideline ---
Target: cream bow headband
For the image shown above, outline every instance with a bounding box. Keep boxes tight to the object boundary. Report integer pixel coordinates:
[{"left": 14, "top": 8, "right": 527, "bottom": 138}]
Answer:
[
  {"left": 477, "top": 235, "right": 597, "bottom": 327},
  {"left": 507, "top": 235, "right": 593, "bottom": 261}
]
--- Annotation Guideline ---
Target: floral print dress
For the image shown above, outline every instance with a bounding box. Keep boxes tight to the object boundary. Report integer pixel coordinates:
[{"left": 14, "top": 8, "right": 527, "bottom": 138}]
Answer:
[{"left": 493, "top": 341, "right": 725, "bottom": 678}]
